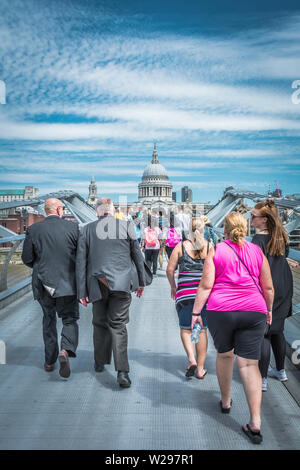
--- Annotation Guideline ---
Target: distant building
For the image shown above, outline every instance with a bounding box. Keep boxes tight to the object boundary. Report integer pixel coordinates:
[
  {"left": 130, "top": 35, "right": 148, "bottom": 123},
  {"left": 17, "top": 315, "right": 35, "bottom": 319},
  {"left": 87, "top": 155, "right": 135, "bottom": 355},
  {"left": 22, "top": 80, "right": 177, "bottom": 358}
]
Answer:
[
  {"left": 0, "top": 213, "right": 44, "bottom": 235},
  {"left": 0, "top": 186, "right": 39, "bottom": 203},
  {"left": 87, "top": 176, "right": 98, "bottom": 206},
  {"left": 181, "top": 186, "right": 192, "bottom": 203},
  {"left": 91, "top": 143, "right": 209, "bottom": 218},
  {"left": 138, "top": 144, "right": 173, "bottom": 203}
]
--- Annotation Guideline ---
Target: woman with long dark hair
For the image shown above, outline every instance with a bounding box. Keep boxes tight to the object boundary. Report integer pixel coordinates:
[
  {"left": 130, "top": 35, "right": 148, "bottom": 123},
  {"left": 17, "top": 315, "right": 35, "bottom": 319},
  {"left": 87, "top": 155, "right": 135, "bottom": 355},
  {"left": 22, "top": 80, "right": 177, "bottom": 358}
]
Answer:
[{"left": 251, "top": 200, "right": 293, "bottom": 391}]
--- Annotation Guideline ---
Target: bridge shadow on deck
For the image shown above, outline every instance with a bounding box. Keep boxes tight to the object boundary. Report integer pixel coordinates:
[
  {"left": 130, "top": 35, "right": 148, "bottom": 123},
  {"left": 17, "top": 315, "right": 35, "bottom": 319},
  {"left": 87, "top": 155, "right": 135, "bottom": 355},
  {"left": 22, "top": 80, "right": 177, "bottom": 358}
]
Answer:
[{"left": 0, "top": 278, "right": 300, "bottom": 450}]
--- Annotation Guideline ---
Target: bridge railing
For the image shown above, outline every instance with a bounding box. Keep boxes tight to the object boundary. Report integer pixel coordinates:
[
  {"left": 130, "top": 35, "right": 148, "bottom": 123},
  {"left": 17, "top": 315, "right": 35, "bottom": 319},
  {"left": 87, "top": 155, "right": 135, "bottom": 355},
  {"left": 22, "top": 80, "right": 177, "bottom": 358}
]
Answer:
[
  {"left": 1, "top": 228, "right": 299, "bottom": 311},
  {"left": 0, "top": 234, "right": 32, "bottom": 309}
]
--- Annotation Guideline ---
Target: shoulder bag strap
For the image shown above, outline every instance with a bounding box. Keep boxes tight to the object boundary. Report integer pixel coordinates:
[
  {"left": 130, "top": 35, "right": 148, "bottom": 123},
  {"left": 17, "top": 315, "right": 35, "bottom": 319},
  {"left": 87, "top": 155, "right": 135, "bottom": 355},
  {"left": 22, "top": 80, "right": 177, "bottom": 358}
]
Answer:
[{"left": 224, "top": 241, "right": 263, "bottom": 296}]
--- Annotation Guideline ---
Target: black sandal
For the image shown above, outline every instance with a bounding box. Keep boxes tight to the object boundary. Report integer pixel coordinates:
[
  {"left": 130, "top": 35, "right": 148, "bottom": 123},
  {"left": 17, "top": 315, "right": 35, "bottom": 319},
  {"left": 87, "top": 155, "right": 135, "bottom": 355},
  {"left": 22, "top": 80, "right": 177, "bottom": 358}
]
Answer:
[
  {"left": 185, "top": 364, "right": 197, "bottom": 377},
  {"left": 242, "top": 424, "right": 263, "bottom": 444},
  {"left": 220, "top": 398, "right": 232, "bottom": 414}
]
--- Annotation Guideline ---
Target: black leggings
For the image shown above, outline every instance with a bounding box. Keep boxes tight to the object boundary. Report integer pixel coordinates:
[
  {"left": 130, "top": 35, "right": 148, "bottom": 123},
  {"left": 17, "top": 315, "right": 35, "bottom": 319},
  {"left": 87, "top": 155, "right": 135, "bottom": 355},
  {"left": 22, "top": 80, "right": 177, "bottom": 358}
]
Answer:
[
  {"left": 145, "top": 249, "right": 159, "bottom": 274},
  {"left": 259, "top": 319, "right": 286, "bottom": 378}
]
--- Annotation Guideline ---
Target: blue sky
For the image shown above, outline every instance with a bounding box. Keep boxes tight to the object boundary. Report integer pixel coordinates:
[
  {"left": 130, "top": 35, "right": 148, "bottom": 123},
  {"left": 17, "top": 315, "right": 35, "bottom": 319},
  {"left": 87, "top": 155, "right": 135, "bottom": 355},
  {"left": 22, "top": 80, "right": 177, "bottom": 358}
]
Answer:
[{"left": 0, "top": 0, "right": 299, "bottom": 203}]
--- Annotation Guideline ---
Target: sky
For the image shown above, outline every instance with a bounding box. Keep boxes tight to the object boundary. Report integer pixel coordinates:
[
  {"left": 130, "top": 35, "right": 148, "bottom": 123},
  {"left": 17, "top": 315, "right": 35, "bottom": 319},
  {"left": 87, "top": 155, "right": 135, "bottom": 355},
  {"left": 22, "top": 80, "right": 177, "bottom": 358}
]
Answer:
[{"left": 0, "top": 0, "right": 300, "bottom": 204}]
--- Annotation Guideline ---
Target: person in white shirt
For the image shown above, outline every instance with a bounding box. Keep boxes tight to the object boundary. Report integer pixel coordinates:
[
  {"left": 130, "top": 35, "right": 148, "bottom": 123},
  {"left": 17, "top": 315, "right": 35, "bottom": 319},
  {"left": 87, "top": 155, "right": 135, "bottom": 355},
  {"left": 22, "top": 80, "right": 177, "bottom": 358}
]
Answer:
[{"left": 176, "top": 206, "right": 191, "bottom": 241}]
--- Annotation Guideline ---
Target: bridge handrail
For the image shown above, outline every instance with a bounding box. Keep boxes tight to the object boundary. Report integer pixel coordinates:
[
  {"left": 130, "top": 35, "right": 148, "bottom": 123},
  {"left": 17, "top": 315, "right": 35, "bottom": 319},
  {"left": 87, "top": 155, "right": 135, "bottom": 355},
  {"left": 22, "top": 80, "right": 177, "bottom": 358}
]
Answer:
[
  {"left": 213, "top": 228, "right": 300, "bottom": 263},
  {"left": 0, "top": 228, "right": 299, "bottom": 296},
  {"left": 0, "top": 234, "right": 28, "bottom": 294},
  {"left": 0, "top": 234, "right": 25, "bottom": 244}
]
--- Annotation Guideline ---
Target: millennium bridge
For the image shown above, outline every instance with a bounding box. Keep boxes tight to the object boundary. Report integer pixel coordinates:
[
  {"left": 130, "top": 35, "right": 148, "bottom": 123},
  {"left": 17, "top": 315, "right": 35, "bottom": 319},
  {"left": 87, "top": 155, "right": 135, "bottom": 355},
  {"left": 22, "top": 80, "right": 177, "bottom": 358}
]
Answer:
[{"left": 0, "top": 188, "right": 299, "bottom": 451}]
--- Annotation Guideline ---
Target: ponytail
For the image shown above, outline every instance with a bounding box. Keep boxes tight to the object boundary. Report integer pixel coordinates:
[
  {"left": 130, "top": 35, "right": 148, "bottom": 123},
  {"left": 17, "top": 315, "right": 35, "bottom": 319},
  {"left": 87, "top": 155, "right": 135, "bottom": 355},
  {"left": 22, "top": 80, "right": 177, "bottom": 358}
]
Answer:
[
  {"left": 254, "top": 200, "right": 289, "bottom": 256},
  {"left": 190, "top": 218, "right": 205, "bottom": 258},
  {"left": 224, "top": 212, "right": 247, "bottom": 246}
]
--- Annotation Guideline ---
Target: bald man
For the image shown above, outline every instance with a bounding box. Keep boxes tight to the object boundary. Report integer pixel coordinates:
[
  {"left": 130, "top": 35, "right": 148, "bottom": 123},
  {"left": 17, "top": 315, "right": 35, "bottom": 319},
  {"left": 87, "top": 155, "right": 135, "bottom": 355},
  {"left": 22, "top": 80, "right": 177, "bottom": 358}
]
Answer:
[{"left": 22, "top": 198, "right": 79, "bottom": 378}]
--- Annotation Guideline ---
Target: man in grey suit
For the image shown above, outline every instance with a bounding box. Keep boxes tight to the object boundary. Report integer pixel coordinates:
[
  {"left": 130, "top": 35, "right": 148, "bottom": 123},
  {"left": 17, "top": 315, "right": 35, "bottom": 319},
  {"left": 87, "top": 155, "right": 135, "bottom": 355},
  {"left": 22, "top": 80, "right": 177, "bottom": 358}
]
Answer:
[
  {"left": 22, "top": 198, "right": 79, "bottom": 378},
  {"left": 76, "top": 198, "right": 150, "bottom": 388}
]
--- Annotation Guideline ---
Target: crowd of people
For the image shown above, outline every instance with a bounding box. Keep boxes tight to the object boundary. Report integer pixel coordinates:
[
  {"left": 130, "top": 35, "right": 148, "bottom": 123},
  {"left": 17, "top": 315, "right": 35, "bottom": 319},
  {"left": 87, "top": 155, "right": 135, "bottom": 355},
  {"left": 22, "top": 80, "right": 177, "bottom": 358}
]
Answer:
[{"left": 21, "top": 197, "right": 293, "bottom": 446}]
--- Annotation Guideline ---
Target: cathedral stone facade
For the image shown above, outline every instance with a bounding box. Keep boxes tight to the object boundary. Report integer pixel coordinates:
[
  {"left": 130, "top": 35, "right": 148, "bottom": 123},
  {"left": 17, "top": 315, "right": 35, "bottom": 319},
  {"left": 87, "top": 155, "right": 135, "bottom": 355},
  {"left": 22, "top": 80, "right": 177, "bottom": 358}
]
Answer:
[
  {"left": 86, "top": 144, "right": 209, "bottom": 216},
  {"left": 138, "top": 144, "right": 173, "bottom": 204}
]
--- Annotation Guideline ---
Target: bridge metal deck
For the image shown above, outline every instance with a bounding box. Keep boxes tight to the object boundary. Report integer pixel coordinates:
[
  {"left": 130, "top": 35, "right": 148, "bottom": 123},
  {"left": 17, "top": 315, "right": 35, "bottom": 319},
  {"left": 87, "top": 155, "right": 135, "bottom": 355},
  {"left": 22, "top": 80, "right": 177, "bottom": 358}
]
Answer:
[{"left": 0, "top": 269, "right": 299, "bottom": 451}]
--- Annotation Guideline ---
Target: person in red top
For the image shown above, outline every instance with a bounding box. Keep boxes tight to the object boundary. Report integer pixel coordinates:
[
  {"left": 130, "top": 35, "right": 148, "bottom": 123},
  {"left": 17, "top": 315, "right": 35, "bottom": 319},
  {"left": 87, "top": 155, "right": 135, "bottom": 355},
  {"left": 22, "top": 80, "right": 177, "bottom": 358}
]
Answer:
[{"left": 142, "top": 216, "right": 161, "bottom": 276}]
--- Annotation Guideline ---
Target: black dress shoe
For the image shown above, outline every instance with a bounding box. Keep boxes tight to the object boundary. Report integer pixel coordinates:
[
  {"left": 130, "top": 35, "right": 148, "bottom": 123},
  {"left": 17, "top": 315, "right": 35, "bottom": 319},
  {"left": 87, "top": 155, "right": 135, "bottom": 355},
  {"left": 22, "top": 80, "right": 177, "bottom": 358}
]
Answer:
[
  {"left": 58, "top": 350, "right": 70, "bottom": 378},
  {"left": 117, "top": 371, "right": 131, "bottom": 388},
  {"left": 94, "top": 362, "right": 105, "bottom": 372},
  {"left": 44, "top": 363, "right": 55, "bottom": 372}
]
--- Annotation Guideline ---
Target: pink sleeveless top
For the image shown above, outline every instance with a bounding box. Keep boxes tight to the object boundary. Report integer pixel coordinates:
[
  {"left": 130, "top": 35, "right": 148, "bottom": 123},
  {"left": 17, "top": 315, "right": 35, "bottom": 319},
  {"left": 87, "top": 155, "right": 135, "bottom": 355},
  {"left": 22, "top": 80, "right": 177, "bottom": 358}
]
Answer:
[{"left": 207, "top": 240, "right": 267, "bottom": 314}]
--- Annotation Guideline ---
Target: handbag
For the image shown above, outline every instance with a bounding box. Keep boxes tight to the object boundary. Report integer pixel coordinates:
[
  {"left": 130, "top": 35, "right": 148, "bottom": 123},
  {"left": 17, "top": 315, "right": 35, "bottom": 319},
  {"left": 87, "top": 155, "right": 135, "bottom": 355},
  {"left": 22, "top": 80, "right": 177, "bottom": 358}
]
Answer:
[{"left": 224, "top": 242, "right": 263, "bottom": 296}]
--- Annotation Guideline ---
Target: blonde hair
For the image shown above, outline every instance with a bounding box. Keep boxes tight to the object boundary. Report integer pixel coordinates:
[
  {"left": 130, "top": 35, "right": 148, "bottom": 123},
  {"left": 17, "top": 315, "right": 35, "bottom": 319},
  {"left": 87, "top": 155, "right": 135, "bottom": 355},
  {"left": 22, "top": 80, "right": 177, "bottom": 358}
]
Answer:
[
  {"left": 224, "top": 212, "right": 247, "bottom": 246},
  {"left": 254, "top": 200, "right": 289, "bottom": 256},
  {"left": 190, "top": 217, "right": 205, "bottom": 258}
]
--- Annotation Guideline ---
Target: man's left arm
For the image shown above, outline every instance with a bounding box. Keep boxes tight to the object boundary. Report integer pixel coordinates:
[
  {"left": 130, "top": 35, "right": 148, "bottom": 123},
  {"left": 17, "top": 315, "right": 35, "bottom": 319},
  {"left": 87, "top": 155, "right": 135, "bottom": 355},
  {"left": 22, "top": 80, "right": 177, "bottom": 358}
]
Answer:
[
  {"left": 21, "top": 227, "right": 35, "bottom": 268},
  {"left": 128, "top": 221, "right": 146, "bottom": 289},
  {"left": 76, "top": 227, "right": 89, "bottom": 305}
]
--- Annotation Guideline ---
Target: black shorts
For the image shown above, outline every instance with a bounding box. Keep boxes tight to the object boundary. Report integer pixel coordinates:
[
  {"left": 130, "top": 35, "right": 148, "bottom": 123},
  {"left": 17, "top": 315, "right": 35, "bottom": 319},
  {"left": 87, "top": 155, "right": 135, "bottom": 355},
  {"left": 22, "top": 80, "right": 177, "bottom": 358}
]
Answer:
[{"left": 206, "top": 310, "right": 266, "bottom": 360}]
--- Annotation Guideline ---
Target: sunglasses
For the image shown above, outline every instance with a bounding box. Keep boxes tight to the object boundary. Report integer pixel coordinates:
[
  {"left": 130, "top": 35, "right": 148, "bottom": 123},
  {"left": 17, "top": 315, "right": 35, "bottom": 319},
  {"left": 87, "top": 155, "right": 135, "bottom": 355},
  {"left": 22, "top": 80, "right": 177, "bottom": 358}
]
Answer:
[{"left": 250, "top": 214, "right": 263, "bottom": 219}]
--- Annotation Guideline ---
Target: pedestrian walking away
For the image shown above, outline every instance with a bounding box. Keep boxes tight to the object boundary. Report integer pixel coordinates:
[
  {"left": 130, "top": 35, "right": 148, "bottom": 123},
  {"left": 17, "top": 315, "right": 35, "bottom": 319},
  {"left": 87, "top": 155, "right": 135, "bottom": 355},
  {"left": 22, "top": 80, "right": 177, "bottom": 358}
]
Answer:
[
  {"left": 21, "top": 198, "right": 80, "bottom": 379},
  {"left": 203, "top": 216, "right": 217, "bottom": 248},
  {"left": 142, "top": 217, "right": 161, "bottom": 276},
  {"left": 251, "top": 199, "right": 293, "bottom": 391},
  {"left": 192, "top": 212, "right": 274, "bottom": 445},
  {"left": 165, "top": 211, "right": 181, "bottom": 261},
  {"left": 76, "top": 197, "right": 152, "bottom": 388},
  {"left": 176, "top": 205, "right": 191, "bottom": 241},
  {"left": 166, "top": 217, "right": 213, "bottom": 379}
]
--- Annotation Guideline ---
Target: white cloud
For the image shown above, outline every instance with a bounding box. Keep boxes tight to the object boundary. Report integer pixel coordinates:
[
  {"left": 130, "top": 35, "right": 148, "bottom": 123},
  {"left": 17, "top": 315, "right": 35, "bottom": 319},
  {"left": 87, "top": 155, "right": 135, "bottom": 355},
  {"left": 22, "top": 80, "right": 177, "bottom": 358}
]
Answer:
[{"left": 1, "top": 3, "right": 300, "bottom": 201}]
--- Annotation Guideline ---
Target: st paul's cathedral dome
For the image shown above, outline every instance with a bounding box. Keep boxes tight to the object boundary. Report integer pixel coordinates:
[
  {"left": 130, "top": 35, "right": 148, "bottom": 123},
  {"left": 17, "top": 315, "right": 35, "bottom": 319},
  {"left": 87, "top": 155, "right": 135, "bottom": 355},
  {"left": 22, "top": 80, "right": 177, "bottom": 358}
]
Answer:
[{"left": 138, "top": 144, "right": 172, "bottom": 202}]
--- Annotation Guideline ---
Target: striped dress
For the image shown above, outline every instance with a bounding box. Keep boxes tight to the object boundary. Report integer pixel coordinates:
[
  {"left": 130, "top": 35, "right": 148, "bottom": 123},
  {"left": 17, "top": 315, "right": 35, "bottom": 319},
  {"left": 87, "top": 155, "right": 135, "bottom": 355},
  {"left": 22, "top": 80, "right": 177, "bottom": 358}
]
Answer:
[{"left": 175, "top": 241, "right": 207, "bottom": 309}]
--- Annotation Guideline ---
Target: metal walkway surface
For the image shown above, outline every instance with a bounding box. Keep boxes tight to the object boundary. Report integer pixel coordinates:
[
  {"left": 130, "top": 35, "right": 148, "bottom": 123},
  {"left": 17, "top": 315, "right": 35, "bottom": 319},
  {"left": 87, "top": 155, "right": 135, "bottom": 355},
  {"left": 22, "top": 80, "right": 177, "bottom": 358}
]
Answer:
[{"left": 0, "top": 269, "right": 300, "bottom": 451}]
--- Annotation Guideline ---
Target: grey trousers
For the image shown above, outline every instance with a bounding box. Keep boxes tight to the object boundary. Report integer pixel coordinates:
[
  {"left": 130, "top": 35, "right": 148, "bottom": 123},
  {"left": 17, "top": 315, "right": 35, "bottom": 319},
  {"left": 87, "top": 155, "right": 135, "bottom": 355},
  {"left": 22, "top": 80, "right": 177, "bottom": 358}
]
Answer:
[
  {"left": 38, "top": 290, "right": 79, "bottom": 365},
  {"left": 92, "top": 283, "right": 132, "bottom": 372}
]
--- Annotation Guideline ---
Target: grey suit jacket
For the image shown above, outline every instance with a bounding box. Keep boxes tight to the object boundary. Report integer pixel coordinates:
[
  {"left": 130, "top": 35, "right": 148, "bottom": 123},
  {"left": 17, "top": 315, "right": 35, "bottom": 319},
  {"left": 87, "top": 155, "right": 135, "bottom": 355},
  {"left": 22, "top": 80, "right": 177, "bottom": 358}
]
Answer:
[
  {"left": 76, "top": 214, "right": 152, "bottom": 302},
  {"left": 21, "top": 215, "right": 79, "bottom": 300}
]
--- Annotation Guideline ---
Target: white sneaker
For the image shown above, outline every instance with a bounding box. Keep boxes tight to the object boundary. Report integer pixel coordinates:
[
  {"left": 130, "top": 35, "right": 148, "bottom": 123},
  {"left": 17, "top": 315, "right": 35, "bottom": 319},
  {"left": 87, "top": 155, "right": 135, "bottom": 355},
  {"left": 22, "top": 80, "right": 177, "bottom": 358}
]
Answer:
[
  {"left": 268, "top": 368, "right": 288, "bottom": 382},
  {"left": 262, "top": 378, "right": 268, "bottom": 392}
]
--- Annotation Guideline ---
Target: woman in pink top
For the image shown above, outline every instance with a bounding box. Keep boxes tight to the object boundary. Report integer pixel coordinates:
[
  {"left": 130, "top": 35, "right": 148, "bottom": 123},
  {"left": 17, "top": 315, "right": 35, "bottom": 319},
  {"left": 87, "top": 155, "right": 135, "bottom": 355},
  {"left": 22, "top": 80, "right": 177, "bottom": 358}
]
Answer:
[{"left": 191, "top": 212, "right": 274, "bottom": 445}]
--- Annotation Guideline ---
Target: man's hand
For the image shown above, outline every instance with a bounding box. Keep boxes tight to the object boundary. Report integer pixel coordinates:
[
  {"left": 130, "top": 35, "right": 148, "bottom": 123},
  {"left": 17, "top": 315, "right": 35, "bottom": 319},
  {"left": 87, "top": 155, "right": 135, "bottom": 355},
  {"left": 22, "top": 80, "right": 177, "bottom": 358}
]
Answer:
[
  {"left": 135, "top": 287, "right": 144, "bottom": 298},
  {"left": 79, "top": 297, "right": 89, "bottom": 307}
]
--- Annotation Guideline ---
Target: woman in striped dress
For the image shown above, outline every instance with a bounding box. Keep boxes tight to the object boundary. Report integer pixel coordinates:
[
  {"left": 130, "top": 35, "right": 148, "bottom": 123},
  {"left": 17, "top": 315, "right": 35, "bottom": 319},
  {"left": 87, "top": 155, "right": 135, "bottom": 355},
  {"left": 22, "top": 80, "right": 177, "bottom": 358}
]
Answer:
[{"left": 166, "top": 217, "right": 214, "bottom": 379}]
